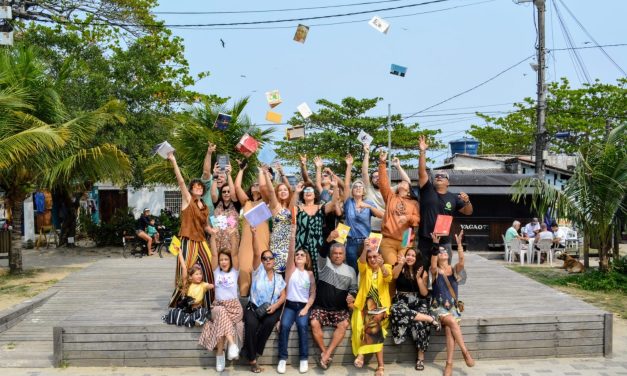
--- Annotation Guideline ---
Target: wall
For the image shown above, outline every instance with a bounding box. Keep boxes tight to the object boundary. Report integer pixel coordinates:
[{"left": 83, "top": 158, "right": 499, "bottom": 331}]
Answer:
[
  {"left": 127, "top": 185, "right": 178, "bottom": 219},
  {"left": 446, "top": 155, "right": 505, "bottom": 171}
]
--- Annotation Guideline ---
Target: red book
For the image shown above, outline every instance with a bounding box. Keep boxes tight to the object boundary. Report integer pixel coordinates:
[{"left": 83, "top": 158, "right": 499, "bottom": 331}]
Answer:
[
  {"left": 434, "top": 215, "right": 453, "bottom": 236},
  {"left": 235, "top": 133, "right": 259, "bottom": 157}
]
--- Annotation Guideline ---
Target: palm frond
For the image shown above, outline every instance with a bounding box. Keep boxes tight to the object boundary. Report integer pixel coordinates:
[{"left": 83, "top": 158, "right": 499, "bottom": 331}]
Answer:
[{"left": 0, "top": 125, "right": 67, "bottom": 168}]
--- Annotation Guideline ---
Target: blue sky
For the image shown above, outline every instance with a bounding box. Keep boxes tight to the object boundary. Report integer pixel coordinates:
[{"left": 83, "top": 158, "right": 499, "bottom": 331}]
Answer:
[{"left": 154, "top": 0, "right": 627, "bottom": 165}]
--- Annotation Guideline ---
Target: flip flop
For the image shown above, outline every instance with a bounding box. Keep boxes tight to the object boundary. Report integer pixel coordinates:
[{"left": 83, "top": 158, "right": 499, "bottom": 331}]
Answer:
[
  {"left": 354, "top": 355, "right": 364, "bottom": 368},
  {"left": 250, "top": 364, "right": 264, "bottom": 373},
  {"left": 316, "top": 355, "right": 328, "bottom": 370}
]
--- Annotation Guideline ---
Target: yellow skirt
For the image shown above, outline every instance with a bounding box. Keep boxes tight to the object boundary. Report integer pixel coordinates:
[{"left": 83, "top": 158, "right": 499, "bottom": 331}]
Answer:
[{"left": 351, "top": 306, "right": 389, "bottom": 355}]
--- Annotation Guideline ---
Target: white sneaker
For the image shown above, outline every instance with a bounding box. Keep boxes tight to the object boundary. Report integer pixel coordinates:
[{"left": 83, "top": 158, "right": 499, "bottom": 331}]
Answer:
[
  {"left": 277, "top": 359, "right": 287, "bottom": 374},
  {"left": 227, "top": 343, "right": 239, "bottom": 360},
  {"left": 299, "top": 359, "right": 308, "bottom": 373},
  {"left": 216, "top": 354, "right": 225, "bottom": 372}
]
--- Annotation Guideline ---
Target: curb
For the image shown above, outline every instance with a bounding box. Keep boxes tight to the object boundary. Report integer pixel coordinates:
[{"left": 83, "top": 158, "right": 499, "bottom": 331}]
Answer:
[{"left": 0, "top": 288, "right": 59, "bottom": 333}]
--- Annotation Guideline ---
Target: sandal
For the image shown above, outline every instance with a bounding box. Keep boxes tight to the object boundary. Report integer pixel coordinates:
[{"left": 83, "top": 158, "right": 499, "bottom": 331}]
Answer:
[
  {"left": 462, "top": 349, "right": 475, "bottom": 367},
  {"left": 444, "top": 362, "right": 453, "bottom": 376},
  {"left": 250, "top": 363, "right": 263, "bottom": 373},
  {"left": 415, "top": 359, "right": 425, "bottom": 371},
  {"left": 375, "top": 365, "right": 385, "bottom": 376},
  {"left": 353, "top": 355, "right": 364, "bottom": 369},
  {"left": 316, "top": 354, "right": 329, "bottom": 370}
]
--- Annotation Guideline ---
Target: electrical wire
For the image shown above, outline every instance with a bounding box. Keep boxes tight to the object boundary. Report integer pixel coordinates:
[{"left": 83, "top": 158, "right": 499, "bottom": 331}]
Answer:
[
  {"left": 557, "top": 0, "right": 626, "bottom": 76},
  {"left": 153, "top": 0, "right": 413, "bottom": 15},
  {"left": 168, "top": 0, "right": 494, "bottom": 30},
  {"left": 553, "top": 0, "right": 591, "bottom": 83}
]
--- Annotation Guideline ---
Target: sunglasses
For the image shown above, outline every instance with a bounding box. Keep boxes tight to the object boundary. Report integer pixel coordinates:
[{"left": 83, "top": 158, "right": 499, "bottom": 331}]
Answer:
[
  {"left": 303, "top": 187, "right": 315, "bottom": 193},
  {"left": 261, "top": 256, "right": 275, "bottom": 261},
  {"left": 435, "top": 174, "right": 449, "bottom": 179},
  {"left": 295, "top": 252, "right": 306, "bottom": 257},
  {"left": 367, "top": 255, "right": 379, "bottom": 259}
]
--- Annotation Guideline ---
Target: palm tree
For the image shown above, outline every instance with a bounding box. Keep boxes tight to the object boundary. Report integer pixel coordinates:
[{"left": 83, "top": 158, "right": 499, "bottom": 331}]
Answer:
[
  {"left": 0, "top": 46, "right": 131, "bottom": 248},
  {"left": 512, "top": 124, "right": 626, "bottom": 272},
  {"left": 144, "top": 97, "right": 275, "bottom": 186}
]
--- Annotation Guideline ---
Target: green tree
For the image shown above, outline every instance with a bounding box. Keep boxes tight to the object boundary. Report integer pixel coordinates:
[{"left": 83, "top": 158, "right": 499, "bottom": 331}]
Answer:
[
  {"left": 468, "top": 78, "right": 627, "bottom": 155},
  {"left": 274, "top": 97, "right": 442, "bottom": 173},
  {"left": 511, "top": 124, "right": 626, "bottom": 272},
  {"left": 144, "top": 97, "right": 275, "bottom": 186},
  {"left": 0, "top": 47, "right": 131, "bottom": 247}
]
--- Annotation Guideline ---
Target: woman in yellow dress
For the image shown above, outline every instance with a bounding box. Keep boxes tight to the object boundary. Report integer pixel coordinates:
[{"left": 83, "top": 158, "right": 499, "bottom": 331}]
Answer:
[{"left": 351, "top": 236, "right": 392, "bottom": 376}]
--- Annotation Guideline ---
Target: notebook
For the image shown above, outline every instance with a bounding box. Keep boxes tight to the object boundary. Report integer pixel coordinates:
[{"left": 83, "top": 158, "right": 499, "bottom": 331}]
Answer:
[
  {"left": 297, "top": 102, "right": 313, "bottom": 119},
  {"left": 266, "top": 111, "right": 282, "bottom": 124},
  {"left": 244, "top": 202, "right": 272, "bottom": 228},
  {"left": 334, "top": 223, "right": 351, "bottom": 244},
  {"left": 368, "top": 16, "right": 390, "bottom": 34},
  {"left": 401, "top": 227, "right": 412, "bottom": 247}
]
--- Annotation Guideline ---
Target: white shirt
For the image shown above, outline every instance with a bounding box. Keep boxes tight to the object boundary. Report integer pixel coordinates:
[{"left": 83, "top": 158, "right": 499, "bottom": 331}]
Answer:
[
  {"left": 213, "top": 268, "right": 239, "bottom": 301},
  {"left": 286, "top": 269, "right": 311, "bottom": 303},
  {"left": 553, "top": 227, "right": 568, "bottom": 246},
  {"left": 538, "top": 230, "right": 554, "bottom": 241},
  {"left": 523, "top": 222, "right": 540, "bottom": 238}
]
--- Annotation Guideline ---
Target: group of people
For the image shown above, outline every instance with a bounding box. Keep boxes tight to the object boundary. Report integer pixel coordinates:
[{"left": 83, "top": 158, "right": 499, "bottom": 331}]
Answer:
[
  {"left": 161, "top": 136, "right": 475, "bottom": 376},
  {"left": 505, "top": 218, "right": 569, "bottom": 262}
]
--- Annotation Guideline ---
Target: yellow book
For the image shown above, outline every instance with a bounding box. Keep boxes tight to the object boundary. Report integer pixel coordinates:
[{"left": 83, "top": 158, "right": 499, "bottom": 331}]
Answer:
[
  {"left": 168, "top": 235, "right": 181, "bottom": 256},
  {"left": 366, "top": 232, "right": 383, "bottom": 252},
  {"left": 265, "top": 111, "right": 282, "bottom": 124},
  {"left": 334, "top": 223, "right": 351, "bottom": 244}
]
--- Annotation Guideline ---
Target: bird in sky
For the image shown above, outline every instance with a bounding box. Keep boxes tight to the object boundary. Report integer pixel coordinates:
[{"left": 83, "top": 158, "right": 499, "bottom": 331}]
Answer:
[{"left": 220, "top": 38, "right": 225, "bottom": 48}]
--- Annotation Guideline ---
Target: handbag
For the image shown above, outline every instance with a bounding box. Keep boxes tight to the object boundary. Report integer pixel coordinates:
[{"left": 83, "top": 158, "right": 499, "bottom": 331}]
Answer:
[
  {"left": 441, "top": 269, "right": 465, "bottom": 313},
  {"left": 252, "top": 274, "right": 276, "bottom": 320}
]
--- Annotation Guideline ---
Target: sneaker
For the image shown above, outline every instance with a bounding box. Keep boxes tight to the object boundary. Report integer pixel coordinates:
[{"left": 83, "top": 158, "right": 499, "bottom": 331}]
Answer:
[
  {"left": 227, "top": 343, "right": 239, "bottom": 360},
  {"left": 277, "top": 359, "right": 287, "bottom": 374},
  {"left": 216, "top": 354, "right": 225, "bottom": 372},
  {"left": 299, "top": 359, "right": 308, "bottom": 373}
]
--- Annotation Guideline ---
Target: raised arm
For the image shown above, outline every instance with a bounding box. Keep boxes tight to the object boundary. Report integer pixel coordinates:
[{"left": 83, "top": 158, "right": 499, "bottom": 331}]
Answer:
[
  {"left": 167, "top": 152, "right": 192, "bottom": 209},
  {"left": 418, "top": 135, "right": 429, "bottom": 188},
  {"left": 225, "top": 164, "right": 237, "bottom": 203},
  {"left": 392, "top": 253, "right": 405, "bottom": 279},
  {"left": 313, "top": 156, "right": 323, "bottom": 193},
  {"left": 377, "top": 151, "right": 392, "bottom": 202},
  {"left": 201, "top": 142, "right": 216, "bottom": 180},
  {"left": 325, "top": 167, "right": 345, "bottom": 191},
  {"left": 210, "top": 162, "right": 220, "bottom": 203},
  {"left": 261, "top": 167, "right": 279, "bottom": 212},
  {"left": 285, "top": 223, "right": 297, "bottom": 280},
  {"left": 454, "top": 230, "right": 465, "bottom": 273},
  {"left": 275, "top": 162, "right": 291, "bottom": 189},
  {"left": 291, "top": 181, "right": 304, "bottom": 209},
  {"left": 430, "top": 232, "right": 440, "bottom": 276},
  {"left": 299, "top": 154, "right": 313, "bottom": 185},
  {"left": 392, "top": 157, "right": 411, "bottom": 184},
  {"left": 343, "top": 154, "right": 353, "bottom": 202},
  {"left": 323, "top": 178, "right": 339, "bottom": 214},
  {"left": 361, "top": 143, "right": 371, "bottom": 189},
  {"left": 234, "top": 160, "right": 250, "bottom": 205},
  {"left": 417, "top": 267, "right": 428, "bottom": 296}
]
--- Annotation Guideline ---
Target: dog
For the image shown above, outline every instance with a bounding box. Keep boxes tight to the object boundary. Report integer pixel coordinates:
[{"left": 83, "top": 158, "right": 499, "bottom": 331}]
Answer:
[{"left": 556, "top": 252, "right": 585, "bottom": 273}]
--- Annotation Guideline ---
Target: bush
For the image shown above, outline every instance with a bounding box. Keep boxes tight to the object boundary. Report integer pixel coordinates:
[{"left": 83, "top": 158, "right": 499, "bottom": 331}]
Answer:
[{"left": 82, "top": 208, "right": 136, "bottom": 246}]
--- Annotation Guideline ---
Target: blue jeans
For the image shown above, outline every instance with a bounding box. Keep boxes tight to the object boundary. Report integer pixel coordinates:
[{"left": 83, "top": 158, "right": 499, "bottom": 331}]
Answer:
[
  {"left": 278, "top": 300, "right": 310, "bottom": 361},
  {"left": 345, "top": 237, "right": 365, "bottom": 273}
]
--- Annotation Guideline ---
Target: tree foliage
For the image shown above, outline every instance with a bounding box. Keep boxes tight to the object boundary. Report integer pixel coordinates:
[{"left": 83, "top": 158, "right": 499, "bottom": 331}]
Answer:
[
  {"left": 274, "top": 97, "right": 442, "bottom": 173},
  {"left": 512, "top": 123, "right": 626, "bottom": 272},
  {"left": 468, "top": 78, "right": 627, "bottom": 155}
]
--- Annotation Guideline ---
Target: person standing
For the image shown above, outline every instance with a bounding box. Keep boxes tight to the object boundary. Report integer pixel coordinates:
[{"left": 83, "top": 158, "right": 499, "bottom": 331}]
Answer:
[{"left": 417, "top": 135, "right": 473, "bottom": 268}]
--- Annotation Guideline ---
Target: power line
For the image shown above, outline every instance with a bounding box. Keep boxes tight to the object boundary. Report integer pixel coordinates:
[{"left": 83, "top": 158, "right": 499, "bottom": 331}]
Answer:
[
  {"left": 556, "top": 0, "right": 626, "bottom": 76},
  {"left": 154, "top": 0, "right": 412, "bottom": 15},
  {"left": 168, "top": 1, "right": 494, "bottom": 30},
  {"left": 38, "top": 0, "right": 453, "bottom": 28},
  {"left": 552, "top": 0, "right": 591, "bottom": 84}
]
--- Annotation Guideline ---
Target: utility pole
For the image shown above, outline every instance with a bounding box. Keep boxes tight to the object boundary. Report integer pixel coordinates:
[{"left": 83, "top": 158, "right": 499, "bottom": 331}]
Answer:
[{"left": 534, "top": 0, "right": 547, "bottom": 181}]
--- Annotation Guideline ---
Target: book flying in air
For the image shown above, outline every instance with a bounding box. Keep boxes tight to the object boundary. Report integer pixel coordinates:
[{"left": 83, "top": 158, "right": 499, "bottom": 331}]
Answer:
[
  {"left": 244, "top": 202, "right": 273, "bottom": 228},
  {"left": 235, "top": 133, "right": 259, "bottom": 157},
  {"left": 258, "top": 147, "right": 277, "bottom": 165},
  {"left": 152, "top": 141, "right": 175, "bottom": 159},
  {"left": 368, "top": 306, "right": 388, "bottom": 315},
  {"left": 434, "top": 214, "right": 453, "bottom": 236},
  {"left": 265, "top": 90, "right": 282, "bottom": 108},
  {"left": 368, "top": 16, "right": 390, "bottom": 34},
  {"left": 334, "top": 223, "right": 351, "bottom": 244},
  {"left": 293, "top": 24, "right": 310, "bottom": 43},
  {"left": 297, "top": 102, "right": 313, "bottom": 119},
  {"left": 390, "top": 64, "right": 407, "bottom": 77},
  {"left": 266, "top": 111, "right": 282, "bottom": 124},
  {"left": 286, "top": 126, "right": 305, "bottom": 140},
  {"left": 357, "top": 130, "right": 373, "bottom": 145},
  {"left": 214, "top": 113, "right": 232, "bottom": 130}
]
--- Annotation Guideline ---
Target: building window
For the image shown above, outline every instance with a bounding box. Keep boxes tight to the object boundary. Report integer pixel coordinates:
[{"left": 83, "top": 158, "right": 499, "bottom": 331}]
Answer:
[
  {"left": 522, "top": 167, "right": 526, "bottom": 174},
  {"left": 164, "top": 190, "right": 182, "bottom": 215}
]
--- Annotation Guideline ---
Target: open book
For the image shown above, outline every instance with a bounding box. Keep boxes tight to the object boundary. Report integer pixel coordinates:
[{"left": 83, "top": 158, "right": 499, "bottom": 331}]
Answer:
[
  {"left": 334, "top": 223, "right": 351, "bottom": 244},
  {"left": 152, "top": 141, "right": 175, "bottom": 159},
  {"left": 243, "top": 202, "right": 272, "bottom": 228}
]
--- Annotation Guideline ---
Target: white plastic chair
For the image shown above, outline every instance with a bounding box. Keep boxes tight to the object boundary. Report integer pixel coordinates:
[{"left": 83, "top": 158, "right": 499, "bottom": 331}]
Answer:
[
  {"left": 509, "top": 238, "right": 528, "bottom": 265},
  {"left": 502, "top": 235, "right": 511, "bottom": 262},
  {"left": 535, "top": 238, "right": 554, "bottom": 266},
  {"left": 565, "top": 229, "right": 579, "bottom": 257}
]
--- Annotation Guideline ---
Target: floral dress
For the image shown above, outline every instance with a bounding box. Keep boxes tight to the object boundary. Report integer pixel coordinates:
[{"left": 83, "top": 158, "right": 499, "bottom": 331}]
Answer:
[
  {"left": 270, "top": 207, "right": 292, "bottom": 273},
  {"left": 213, "top": 200, "right": 240, "bottom": 252},
  {"left": 431, "top": 268, "right": 463, "bottom": 322},
  {"left": 390, "top": 272, "right": 434, "bottom": 351},
  {"left": 295, "top": 206, "right": 325, "bottom": 280}
]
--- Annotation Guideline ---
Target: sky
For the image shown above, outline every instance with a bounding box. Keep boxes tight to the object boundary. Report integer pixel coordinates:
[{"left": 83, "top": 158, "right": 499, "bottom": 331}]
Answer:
[{"left": 153, "top": 0, "right": 627, "bottom": 166}]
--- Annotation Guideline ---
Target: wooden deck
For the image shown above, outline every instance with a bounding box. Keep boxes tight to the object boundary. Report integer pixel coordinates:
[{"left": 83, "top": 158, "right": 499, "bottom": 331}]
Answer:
[{"left": 0, "top": 254, "right": 611, "bottom": 367}]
